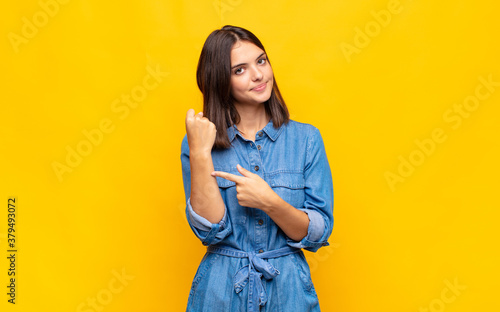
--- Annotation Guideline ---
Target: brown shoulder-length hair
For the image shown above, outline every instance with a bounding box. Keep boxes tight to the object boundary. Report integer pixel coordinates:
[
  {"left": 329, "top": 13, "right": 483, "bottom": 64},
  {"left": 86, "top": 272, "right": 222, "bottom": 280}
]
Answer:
[{"left": 196, "top": 25, "right": 289, "bottom": 150}]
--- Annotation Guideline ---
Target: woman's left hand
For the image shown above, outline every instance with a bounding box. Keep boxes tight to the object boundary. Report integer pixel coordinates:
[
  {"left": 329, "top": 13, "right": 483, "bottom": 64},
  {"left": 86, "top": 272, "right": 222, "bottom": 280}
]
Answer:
[{"left": 211, "top": 164, "right": 278, "bottom": 211}]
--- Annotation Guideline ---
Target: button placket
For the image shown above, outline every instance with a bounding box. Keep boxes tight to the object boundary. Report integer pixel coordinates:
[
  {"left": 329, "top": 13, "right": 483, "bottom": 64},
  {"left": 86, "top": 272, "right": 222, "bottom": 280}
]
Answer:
[
  {"left": 248, "top": 131, "right": 263, "bottom": 176},
  {"left": 246, "top": 134, "right": 265, "bottom": 252},
  {"left": 254, "top": 209, "right": 267, "bottom": 253}
]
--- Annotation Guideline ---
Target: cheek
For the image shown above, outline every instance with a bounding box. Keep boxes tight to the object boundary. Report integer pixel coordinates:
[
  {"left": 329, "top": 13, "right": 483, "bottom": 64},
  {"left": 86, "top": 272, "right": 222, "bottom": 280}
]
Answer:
[
  {"left": 265, "top": 66, "right": 274, "bottom": 80},
  {"left": 230, "top": 79, "right": 247, "bottom": 96}
]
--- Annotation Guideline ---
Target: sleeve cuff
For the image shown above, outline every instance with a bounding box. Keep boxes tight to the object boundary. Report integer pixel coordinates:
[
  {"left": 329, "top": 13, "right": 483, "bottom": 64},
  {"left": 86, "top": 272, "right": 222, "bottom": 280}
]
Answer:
[
  {"left": 187, "top": 197, "right": 228, "bottom": 231},
  {"left": 186, "top": 197, "right": 231, "bottom": 246},
  {"left": 299, "top": 208, "right": 325, "bottom": 242},
  {"left": 286, "top": 209, "right": 329, "bottom": 252}
]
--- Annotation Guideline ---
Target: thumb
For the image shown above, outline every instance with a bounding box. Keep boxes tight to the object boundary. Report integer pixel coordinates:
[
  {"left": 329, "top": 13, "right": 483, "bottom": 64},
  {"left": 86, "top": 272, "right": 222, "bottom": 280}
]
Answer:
[{"left": 186, "top": 108, "right": 195, "bottom": 119}]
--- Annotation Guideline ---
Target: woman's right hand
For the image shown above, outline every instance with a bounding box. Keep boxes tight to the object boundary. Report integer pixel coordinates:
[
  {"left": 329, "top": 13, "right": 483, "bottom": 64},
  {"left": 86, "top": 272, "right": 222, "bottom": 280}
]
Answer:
[{"left": 185, "top": 108, "right": 217, "bottom": 156}]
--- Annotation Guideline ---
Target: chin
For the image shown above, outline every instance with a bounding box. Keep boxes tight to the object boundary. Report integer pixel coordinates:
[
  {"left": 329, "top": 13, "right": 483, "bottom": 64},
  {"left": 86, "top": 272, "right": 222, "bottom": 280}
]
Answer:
[{"left": 254, "top": 93, "right": 272, "bottom": 103}]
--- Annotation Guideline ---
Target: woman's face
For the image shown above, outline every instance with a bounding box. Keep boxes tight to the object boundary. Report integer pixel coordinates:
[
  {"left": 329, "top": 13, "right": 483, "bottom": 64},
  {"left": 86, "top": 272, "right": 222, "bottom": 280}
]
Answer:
[{"left": 229, "top": 40, "right": 274, "bottom": 107}]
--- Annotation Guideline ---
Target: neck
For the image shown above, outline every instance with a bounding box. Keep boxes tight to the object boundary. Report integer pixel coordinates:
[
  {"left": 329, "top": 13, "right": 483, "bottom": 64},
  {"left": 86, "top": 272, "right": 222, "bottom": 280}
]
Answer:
[{"left": 234, "top": 103, "right": 270, "bottom": 134}]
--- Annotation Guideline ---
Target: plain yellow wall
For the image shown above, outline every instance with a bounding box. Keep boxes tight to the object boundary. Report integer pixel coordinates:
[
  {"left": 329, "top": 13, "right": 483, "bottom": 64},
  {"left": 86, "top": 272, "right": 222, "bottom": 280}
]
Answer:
[{"left": 1, "top": 0, "right": 499, "bottom": 311}]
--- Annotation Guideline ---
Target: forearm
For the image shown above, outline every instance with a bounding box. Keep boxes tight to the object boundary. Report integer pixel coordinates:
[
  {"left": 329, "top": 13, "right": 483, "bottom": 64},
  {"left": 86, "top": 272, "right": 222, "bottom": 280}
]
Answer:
[
  {"left": 190, "top": 152, "right": 225, "bottom": 223},
  {"left": 263, "top": 194, "right": 309, "bottom": 241}
]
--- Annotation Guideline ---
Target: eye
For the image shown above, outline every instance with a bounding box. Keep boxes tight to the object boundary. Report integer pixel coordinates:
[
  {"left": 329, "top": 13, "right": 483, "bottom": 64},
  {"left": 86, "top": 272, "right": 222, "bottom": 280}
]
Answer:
[
  {"left": 235, "top": 68, "right": 244, "bottom": 75},
  {"left": 258, "top": 57, "right": 267, "bottom": 65}
]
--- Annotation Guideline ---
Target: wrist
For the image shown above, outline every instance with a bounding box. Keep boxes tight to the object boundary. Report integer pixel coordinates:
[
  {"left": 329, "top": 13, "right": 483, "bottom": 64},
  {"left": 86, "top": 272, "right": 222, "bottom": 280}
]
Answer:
[
  {"left": 189, "top": 150, "right": 212, "bottom": 159},
  {"left": 263, "top": 192, "right": 282, "bottom": 214}
]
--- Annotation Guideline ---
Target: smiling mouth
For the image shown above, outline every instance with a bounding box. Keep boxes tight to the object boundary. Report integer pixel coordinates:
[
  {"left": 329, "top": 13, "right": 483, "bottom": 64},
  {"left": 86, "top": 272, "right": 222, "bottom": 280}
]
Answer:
[{"left": 252, "top": 82, "right": 267, "bottom": 91}]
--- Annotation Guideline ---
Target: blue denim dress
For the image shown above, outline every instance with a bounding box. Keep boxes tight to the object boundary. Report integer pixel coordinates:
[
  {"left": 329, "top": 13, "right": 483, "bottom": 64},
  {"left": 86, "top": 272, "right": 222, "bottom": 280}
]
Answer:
[{"left": 180, "top": 119, "right": 334, "bottom": 312}]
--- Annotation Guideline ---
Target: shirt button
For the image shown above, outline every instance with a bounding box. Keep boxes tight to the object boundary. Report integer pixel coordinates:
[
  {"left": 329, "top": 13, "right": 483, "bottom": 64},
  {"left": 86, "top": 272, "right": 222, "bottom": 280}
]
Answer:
[
  {"left": 250, "top": 142, "right": 253, "bottom": 147},
  {"left": 258, "top": 249, "right": 264, "bottom": 253},
  {"left": 258, "top": 131, "right": 263, "bottom": 137},
  {"left": 257, "top": 145, "right": 262, "bottom": 150},
  {"left": 254, "top": 166, "right": 259, "bottom": 171},
  {"left": 258, "top": 219, "right": 264, "bottom": 225}
]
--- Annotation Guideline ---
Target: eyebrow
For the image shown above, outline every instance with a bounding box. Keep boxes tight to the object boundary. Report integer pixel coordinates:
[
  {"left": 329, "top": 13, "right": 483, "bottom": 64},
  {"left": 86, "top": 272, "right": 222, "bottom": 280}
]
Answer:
[{"left": 231, "top": 52, "right": 266, "bottom": 69}]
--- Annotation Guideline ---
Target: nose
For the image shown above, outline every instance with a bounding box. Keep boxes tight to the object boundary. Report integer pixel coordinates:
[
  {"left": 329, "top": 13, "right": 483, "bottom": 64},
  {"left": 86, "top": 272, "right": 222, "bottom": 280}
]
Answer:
[{"left": 251, "top": 66, "right": 263, "bottom": 81}]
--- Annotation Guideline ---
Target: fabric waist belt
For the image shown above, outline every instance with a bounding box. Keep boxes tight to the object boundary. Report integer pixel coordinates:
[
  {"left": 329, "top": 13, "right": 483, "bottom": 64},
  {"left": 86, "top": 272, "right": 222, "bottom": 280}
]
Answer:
[{"left": 207, "top": 245, "right": 301, "bottom": 312}]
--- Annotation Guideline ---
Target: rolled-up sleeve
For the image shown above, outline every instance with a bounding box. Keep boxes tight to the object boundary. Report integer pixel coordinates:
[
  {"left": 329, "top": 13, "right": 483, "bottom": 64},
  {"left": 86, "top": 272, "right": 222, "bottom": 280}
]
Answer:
[
  {"left": 180, "top": 134, "right": 232, "bottom": 245},
  {"left": 286, "top": 127, "right": 334, "bottom": 252}
]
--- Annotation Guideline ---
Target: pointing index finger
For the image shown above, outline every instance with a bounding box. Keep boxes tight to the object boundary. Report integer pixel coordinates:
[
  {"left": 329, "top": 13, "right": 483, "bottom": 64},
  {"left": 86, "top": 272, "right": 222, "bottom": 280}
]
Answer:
[{"left": 211, "top": 170, "right": 244, "bottom": 184}]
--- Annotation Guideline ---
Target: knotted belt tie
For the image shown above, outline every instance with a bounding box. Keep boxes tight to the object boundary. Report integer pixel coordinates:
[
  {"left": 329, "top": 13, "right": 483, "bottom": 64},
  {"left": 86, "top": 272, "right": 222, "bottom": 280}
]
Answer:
[{"left": 207, "top": 245, "right": 301, "bottom": 312}]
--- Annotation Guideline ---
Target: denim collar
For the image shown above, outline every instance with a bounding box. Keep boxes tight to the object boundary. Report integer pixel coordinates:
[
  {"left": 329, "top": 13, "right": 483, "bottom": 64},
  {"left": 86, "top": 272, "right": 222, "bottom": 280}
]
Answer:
[{"left": 227, "top": 118, "right": 285, "bottom": 143}]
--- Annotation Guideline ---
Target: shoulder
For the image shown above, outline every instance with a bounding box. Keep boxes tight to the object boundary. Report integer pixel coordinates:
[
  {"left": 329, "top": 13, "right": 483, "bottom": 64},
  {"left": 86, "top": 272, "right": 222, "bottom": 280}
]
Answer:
[
  {"left": 285, "top": 119, "right": 320, "bottom": 138},
  {"left": 286, "top": 120, "right": 325, "bottom": 158}
]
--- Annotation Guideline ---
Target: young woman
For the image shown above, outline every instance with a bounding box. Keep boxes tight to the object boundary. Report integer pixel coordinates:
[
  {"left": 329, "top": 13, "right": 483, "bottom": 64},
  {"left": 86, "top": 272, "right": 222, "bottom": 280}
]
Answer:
[{"left": 180, "top": 25, "right": 334, "bottom": 312}]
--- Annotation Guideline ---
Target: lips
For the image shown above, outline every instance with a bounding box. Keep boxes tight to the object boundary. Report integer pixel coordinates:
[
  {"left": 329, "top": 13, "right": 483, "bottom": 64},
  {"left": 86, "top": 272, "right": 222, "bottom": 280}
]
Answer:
[{"left": 252, "top": 82, "right": 266, "bottom": 91}]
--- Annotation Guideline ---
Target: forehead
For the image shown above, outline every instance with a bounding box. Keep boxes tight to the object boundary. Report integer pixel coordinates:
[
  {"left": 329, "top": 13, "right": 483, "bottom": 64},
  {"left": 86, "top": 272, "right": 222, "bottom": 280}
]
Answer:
[{"left": 230, "top": 41, "right": 264, "bottom": 63}]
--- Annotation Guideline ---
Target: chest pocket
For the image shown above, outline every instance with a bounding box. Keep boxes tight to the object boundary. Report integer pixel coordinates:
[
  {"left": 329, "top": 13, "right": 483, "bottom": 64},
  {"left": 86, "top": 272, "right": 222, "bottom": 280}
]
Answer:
[
  {"left": 268, "top": 172, "right": 306, "bottom": 208},
  {"left": 214, "top": 169, "right": 238, "bottom": 189}
]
